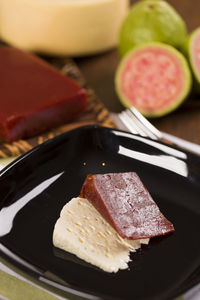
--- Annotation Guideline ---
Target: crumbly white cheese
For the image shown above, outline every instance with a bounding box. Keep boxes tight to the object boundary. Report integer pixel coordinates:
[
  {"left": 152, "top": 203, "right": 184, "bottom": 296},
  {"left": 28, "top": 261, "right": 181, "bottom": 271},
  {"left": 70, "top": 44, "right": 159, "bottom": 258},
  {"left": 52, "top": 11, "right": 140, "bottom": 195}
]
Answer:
[
  {"left": 53, "top": 197, "right": 149, "bottom": 273},
  {"left": 0, "top": 0, "right": 129, "bottom": 56}
]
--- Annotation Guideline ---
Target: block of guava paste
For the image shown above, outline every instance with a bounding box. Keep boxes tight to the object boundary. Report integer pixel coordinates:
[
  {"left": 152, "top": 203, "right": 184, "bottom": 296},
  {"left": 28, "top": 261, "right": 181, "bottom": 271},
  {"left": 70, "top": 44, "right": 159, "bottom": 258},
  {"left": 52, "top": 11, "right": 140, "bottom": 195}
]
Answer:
[
  {"left": 0, "top": 47, "right": 87, "bottom": 142},
  {"left": 80, "top": 172, "right": 174, "bottom": 240}
]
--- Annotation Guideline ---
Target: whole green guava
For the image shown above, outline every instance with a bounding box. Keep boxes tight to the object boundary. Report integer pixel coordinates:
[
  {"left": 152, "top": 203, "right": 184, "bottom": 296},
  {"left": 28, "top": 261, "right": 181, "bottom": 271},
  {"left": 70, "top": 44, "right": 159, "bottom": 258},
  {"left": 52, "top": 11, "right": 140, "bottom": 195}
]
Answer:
[{"left": 119, "top": 0, "right": 187, "bottom": 56}]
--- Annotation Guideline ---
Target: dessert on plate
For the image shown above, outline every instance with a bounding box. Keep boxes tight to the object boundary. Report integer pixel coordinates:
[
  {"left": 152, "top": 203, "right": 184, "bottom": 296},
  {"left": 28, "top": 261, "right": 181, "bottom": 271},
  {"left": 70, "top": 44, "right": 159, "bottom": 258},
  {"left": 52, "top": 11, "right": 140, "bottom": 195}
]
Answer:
[{"left": 53, "top": 172, "right": 174, "bottom": 273}]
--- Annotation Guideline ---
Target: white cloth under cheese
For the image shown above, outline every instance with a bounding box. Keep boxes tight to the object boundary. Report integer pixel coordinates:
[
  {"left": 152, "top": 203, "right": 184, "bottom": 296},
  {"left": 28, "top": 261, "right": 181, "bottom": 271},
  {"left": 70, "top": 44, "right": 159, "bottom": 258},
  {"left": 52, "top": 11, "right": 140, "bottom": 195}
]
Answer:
[
  {"left": 0, "top": 0, "right": 129, "bottom": 56},
  {"left": 53, "top": 197, "right": 149, "bottom": 273}
]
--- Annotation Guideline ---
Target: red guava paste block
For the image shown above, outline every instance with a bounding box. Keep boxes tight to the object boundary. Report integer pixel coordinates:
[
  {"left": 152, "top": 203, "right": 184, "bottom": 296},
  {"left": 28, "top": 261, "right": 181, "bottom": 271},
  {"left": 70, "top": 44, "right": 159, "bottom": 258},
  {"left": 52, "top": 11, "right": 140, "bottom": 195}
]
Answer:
[
  {"left": 0, "top": 47, "right": 87, "bottom": 142},
  {"left": 80, "top": 172, "right": 174, "bottom": 240}
]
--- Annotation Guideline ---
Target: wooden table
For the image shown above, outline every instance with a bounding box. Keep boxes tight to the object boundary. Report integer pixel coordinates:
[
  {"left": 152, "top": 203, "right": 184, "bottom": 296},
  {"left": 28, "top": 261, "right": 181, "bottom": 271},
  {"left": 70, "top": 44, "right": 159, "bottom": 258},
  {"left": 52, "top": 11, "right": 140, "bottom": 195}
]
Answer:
[{"left": 76, "top": 0, "right": 200, "bottom": 145}]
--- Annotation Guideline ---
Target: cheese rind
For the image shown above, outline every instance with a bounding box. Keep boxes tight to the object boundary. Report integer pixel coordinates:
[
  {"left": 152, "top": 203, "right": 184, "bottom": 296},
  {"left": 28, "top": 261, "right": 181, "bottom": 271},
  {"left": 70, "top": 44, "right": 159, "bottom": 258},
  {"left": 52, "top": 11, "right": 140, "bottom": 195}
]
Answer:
[
  {"left": 0, "top": 0, "right": 129, "bottom": 56},
  {"left": 53, "top": 197, "right": 149, "bottom": 273}
]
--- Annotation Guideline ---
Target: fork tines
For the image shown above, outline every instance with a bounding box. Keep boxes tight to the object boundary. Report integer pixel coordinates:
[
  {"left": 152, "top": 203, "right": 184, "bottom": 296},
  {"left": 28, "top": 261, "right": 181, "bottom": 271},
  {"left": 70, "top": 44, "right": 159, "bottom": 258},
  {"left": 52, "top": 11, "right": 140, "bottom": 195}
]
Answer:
[{"left": 119, "top": 107, "right": 163, "bottom": 140}]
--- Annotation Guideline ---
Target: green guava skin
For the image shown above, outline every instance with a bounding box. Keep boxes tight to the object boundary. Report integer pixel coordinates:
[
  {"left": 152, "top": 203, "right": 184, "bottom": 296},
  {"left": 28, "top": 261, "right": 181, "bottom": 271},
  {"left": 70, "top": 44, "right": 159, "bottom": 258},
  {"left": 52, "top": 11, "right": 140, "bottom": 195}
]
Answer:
[
  {"left": 119, "top": 0, "right": 187, "bottom": 57},
  {"left": 115, "top": 43, "right": 192, "bottom": 118},
  {"left": 185, "top": 27, "right": 200, "bottom": 92}
]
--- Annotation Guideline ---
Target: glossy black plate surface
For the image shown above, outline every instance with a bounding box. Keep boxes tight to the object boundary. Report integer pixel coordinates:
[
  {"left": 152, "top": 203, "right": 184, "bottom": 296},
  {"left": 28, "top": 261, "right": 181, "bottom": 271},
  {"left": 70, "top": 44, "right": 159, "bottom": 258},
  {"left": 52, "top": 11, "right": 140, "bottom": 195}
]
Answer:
[{"left": 0, "top": 125, "right": 200, "bottom": 300}]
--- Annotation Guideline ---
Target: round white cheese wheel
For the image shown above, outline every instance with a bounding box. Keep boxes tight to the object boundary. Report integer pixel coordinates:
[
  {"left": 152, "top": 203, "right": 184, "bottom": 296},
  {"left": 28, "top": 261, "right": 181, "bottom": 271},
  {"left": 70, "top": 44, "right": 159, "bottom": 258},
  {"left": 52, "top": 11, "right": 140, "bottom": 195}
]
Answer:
[{"left": 0, "top": 0, "right": 129, "bottom": 56}]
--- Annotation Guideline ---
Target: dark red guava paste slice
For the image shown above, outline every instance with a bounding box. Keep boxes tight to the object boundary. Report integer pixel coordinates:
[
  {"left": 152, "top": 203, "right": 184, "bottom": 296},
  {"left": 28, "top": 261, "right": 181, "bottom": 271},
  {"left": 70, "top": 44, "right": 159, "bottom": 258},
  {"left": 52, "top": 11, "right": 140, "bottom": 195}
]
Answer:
[
  {"left": 0, "top": 47, "right": 87, "bottom": 142},
  {"left": 80, "top": 172, "right": 174, "bottom": 240}
]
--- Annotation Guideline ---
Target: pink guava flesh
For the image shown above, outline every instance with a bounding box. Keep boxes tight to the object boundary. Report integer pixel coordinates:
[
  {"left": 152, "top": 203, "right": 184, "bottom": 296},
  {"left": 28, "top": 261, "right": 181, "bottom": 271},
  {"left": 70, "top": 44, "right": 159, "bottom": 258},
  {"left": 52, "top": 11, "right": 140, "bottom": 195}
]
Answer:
[
  {"left": 192, "top": 33, "right": 200, "bottom": 79},
  {"left": 120, "top": 47, "right": 185, "bottom": 113}
]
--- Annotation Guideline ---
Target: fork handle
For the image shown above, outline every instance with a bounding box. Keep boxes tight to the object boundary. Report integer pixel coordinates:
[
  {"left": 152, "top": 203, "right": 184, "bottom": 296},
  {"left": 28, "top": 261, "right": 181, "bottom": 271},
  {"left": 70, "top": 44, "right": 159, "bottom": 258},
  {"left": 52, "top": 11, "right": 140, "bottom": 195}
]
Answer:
[{"left": 161, "top": 132, "right": 200, "bottom": 156}]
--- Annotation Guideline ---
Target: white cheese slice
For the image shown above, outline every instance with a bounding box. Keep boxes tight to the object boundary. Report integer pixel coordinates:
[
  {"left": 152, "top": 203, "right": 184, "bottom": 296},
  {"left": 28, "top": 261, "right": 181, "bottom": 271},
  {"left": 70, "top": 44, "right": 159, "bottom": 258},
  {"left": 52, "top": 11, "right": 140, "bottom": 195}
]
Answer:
[
  {"left": 53, "top": 197, "right": 149, "bottom": 273},
  {"left": 0, "top": 0, "right": 129, "bottom": 56}
]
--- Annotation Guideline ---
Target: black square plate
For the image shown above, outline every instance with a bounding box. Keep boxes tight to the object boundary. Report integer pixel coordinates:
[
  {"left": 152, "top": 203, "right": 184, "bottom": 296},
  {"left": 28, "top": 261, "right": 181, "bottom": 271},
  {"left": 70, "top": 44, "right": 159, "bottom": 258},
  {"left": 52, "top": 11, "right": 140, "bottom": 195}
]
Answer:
[{"left": 0, "top": 125, "right": 200, "bottom": 300}]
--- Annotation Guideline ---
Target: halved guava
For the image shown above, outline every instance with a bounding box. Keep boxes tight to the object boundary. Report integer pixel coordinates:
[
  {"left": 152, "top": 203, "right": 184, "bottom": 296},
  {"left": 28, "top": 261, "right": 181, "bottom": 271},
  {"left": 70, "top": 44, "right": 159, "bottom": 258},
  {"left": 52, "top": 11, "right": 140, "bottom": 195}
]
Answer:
[
  {"left": 119, "top": 0, "right": 187, "bottom": 57},
  {"left": 186, "top": 27, "right": 200, "bottom": 84},
  {"left": 115, "top": 43, "right": 191, "bottom": 118}
]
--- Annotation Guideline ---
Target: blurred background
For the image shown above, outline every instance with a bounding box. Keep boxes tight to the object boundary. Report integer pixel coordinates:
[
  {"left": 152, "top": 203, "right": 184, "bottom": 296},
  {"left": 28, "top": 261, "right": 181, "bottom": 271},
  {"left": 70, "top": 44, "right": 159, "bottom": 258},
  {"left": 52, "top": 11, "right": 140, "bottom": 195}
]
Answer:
[
  {"left": 74, "top": 0, "right": 200, "bottom": 144},
  {"left": 0, "top": 0, "right": 200, "bottom": 143},
  {"left": 77, "top": 0, "right": 200, "bottom": 112}
]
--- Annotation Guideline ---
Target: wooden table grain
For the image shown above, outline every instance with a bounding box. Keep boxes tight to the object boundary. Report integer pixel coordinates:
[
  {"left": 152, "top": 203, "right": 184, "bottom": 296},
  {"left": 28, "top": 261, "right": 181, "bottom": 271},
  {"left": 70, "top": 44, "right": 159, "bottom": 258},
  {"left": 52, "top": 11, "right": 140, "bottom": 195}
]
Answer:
[{"left": 76, "top": 0, "right": 200, "bottom": 145}]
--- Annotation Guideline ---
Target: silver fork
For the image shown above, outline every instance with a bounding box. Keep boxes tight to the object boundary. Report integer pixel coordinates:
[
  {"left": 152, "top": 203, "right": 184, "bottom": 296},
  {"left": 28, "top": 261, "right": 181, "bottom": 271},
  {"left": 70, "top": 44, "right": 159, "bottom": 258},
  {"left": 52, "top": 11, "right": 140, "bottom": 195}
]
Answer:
[
  {"left": 118, "top": 107, "right": 162, "bottom": 140},
  {"left": 113, "top": 107, "right": 200, "bottom": 156}
]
